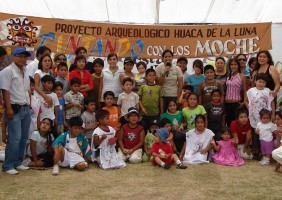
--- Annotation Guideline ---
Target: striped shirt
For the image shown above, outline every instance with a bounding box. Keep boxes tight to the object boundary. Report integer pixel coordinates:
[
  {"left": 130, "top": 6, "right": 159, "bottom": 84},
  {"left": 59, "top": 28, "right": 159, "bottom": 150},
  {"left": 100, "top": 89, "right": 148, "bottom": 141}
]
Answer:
[{"left": 225, "top": 73, "right": 242, "bottom": 101}]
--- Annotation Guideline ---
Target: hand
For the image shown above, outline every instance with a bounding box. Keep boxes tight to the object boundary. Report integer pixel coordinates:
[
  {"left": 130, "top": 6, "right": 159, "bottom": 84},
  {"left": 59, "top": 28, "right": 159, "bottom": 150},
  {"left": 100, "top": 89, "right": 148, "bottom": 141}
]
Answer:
[
  {"left": 160, "top": 153, "right": 166, "bottom": 159},
  {"left": 74, "top": 103, "right": 81, "bottom": 108},
  {"left": 255, "top": 128, "right": 260, "bottom": 134},
  {"left": 35, "top": 160, "right": 44, "bottom": 167},
  {"left": 234, "top": 138, "right": 239, "bottom": 144},
  {"left": 231, "top": 138, "right": 238, "bottom": 144},
  {"left": 108, "top": 137, "right": 116, "bottom": 145},
  {"left": 44, "top": 96, "right": 53, "bottom": 106},
  {"left": 179, "top": 154, "right": 183, "bottom": 161},
  {"left": 210, "top": 139, "right": 216, "bottom": 145},
  {"left": 122, "top": 148, "right": 129, "bottom": 155},
  {"left": 179, "top": 125, "right": 184, "bottom": 132},
  {"left": 270, "top": 90, "right": 277, "bottom": 97},
  {"left": 6, "top": 107, "right": 14, "bottom": 120},
  {"left": 200, "top": 149, "right": 207, "bottom": 154},
  {"left": 243, "top": 147, "right": 251, "bottom": 155},
  {"left": 101, "top": 134, "right": 107, "bottom": 140},
  {"left": 236, "top": 102, "right": 245, "bottom": 110},
  {"left": 2, "top": 130, "right": 7, "bottom": 144},
  {"left": 128, "top": 149, "right": 133, "bottom": 155},
  {"left": 181, "top": 89, "right": 186, "bottom": 95}
]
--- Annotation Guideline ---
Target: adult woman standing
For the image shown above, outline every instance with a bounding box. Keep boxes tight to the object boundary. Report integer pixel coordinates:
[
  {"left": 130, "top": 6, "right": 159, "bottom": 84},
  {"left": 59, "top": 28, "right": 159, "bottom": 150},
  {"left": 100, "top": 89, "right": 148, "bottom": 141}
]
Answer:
[
  {"left": 252, "top": 50, "right": 280, "bottom": 96},
  {"left": 155, "top": 50, "right": 183, "bottom": 112},
  {"left": 237, "top": 54, "right": 251, "bottom": 79},
  {"left": 225, "top": 58, "right": 247, "bottom": 126},
  {"left": 214, "top": 57, "right": 227, "bottom": 87}
]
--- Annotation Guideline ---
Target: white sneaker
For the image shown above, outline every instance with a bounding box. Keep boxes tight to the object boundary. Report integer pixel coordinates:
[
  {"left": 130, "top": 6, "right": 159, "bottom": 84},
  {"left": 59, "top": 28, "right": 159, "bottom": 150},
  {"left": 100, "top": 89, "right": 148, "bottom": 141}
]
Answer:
[
  {"left": 259, "top": 159, "right": 270, "bottom": 166},
  {"left": 5, "top": 169, "right": 19, "bottom": 175},
  {"left": 16, "top": 165, "right": 30, "bottom": 170},
  {"left": 22, "top": 157, "right": 31, "bottom": 167},
  {"left": 52, "top": 165, "right": 59, "bottom": 175}
]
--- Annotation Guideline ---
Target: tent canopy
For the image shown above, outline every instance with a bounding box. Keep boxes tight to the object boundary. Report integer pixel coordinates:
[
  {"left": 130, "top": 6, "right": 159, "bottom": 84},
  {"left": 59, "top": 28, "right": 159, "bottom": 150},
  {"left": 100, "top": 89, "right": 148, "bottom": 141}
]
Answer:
[{"left": 0, "top": 0, "right": 282, "bottom": 24}]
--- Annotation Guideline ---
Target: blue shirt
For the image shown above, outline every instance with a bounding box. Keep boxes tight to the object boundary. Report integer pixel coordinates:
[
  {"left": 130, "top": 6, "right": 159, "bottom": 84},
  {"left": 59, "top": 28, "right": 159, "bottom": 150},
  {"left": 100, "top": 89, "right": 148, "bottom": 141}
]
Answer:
[
  {"left": 185, "top": 74, "right": 206, "bottom": 94},
  {"left": 55, "top": 76, "right": 70, "bottom": 95}
]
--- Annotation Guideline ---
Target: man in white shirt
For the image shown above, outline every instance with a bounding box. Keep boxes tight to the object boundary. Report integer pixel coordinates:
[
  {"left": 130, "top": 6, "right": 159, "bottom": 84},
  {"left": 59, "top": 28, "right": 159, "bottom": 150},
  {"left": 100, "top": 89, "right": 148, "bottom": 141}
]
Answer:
[
  {"left": 26, "top": 46, "right": 51, "bottom": 78},
  {"left": 0, "top": 47, "right": 32, "bottom": 175}
]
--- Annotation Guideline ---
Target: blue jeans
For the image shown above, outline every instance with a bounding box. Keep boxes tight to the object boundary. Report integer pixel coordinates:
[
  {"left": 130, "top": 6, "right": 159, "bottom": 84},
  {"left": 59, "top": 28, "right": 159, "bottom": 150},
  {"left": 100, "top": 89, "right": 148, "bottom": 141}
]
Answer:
[{"left": 2, "top": 106, "right": 31, "bottom": 171}]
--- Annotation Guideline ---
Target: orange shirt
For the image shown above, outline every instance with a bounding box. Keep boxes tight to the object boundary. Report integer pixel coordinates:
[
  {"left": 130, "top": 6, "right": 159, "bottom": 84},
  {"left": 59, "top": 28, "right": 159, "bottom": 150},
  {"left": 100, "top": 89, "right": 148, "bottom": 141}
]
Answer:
[{"left": 103, "top": 106, "right": 119, "bottom": 129}]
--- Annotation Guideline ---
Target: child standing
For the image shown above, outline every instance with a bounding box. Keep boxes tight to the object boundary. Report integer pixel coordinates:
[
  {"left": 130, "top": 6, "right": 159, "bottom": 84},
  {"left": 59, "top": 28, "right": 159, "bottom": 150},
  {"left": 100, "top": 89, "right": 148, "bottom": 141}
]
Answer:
[
  {"left": 205, "top": 89, "right": 225, "bottom": 141},
  {"left": 117, "top": 77, "right": 139, "bottom": 125},
  {"left": 55, "top": 62, "right": 69, "bottom": 95},
  {"left": 52, "top": 116, "right": 91, "bottom": 175},
  {"left": 142, "top": 120, "right": 159, "bottom": 162},
  {"left": 256, "top": 109, "right": 277, "bottom": 165},
  {"left": 134, "top": 61, "right": 147, "bottom": 91},
  {"left": 54, "top": 82, "right": 66, "bottom": 135},
  {"left": 117, "top": 107, "right": 144, "bottom": 164},
  {"left": 180, "top": 115, "right": 214, "bottom": 165},
  {"left": 91, "top": 109, "right": 126, "bottom": 169},
  {"left": 92, "top": 58, "right": 104, "bottom": 110},
  {"left": 26, "top": 118, "right": 54, "bottom": 167},
  {"left": 230, "top": 110, "right": 253, "bottom": 159},
  {"left": 64, "top": 78, "right": 84, "bottom": 125},
  {"left": 138, "top": 68, "right": 163, "bottom": 132},
  {"left": 182, "top": 93, "right": 207, "bottom": 131},
  {"left": 198, "top": 65, "right": 224, "bottom": 107},
  {"left": 81, "top": 97, "right": 98, "bottom": 141},
  {"left": 36, "top": 75, "right": 59, "bottom": 126},
  {"left": 103, "top": 91, "right": 120, "bottom": 130},
  {"left": 151, "top": 128, "right": 187, "bottom": 169},
  {"left": 211, "top": 128, "right": 244, "bottom": 166}
]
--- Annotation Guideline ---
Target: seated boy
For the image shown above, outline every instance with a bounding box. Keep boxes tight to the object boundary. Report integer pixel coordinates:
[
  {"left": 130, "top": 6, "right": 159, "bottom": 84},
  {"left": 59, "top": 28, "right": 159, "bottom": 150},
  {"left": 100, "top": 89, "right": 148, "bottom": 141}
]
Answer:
[{"left": 52, "top": 116, "right": 91, "bottom": 175}]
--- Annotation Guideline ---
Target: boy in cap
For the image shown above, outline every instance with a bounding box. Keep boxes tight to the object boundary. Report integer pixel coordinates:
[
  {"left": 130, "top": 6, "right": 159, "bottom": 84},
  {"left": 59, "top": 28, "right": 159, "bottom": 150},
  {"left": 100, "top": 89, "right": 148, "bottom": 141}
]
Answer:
[
  {"left": 117, "top": 107, "right": 144, "bottom": 163},
  {"left": 151, "top": 128, "right": 187, "bottom": 169}
]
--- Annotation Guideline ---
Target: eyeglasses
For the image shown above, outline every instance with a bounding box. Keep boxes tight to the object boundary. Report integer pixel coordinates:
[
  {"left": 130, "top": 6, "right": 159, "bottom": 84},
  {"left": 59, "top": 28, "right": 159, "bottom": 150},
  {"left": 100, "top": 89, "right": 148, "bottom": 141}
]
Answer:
[
  {"left": 238, "top": 59, "right": 247, "bottom": 61},
  {"left": 57, "top": 57, "right": 66, "bottom": 61}
]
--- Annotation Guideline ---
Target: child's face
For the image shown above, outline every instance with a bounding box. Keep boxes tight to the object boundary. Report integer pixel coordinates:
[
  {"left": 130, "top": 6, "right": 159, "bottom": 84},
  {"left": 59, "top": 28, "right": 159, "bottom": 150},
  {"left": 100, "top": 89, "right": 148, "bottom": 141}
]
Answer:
[
  {"left": 275, "top": 115, "right": 282, "bottom": 126},
  {"left": 237, "top": 113, "right": 248, "bottom": 126},
  {"left": 71, "top": 83, "right": 80, "bottom": 93},
  {"left": 204, "top": 69, "right": 215, "bottom": 80},
  {"left": 164, "top": 123, "right": 172, "bottom": 132},
  {"left": 93, "top": 64, "right": 103, "bottom": 74},
  {"left": 55, "top": 86, "right": 63, "bottom": 98},
  {"left": 221, "top": 131, "right": 231, "bottom": 141},
  {"left": 154, "top": 134, "right": 162, "bottom": 144},
  {"left": 168, "top": 102, "right": 177, "bottom": 113},
  {"left": 107, "top": 56, "right": 118, "bottom": 68},
  {"left": 123, "top": 81, "right": 133, "bottom": 93},
  {"left": 177, "top": 60, "right": 187, "bottom": 72},
  {"left": 211, "top": 92, "right": 221, "bottom": 103},
  {"left": 128, "top": 113, "right": 139, "bottom": 124},
  {"left": 99, "top": 114, "right": 110, "bottom": 126},
  {"left": 78, "top": 50, "right": 87, "bottom": 57},
  {"left": 261, "top": 114, "right": 271, "bottom": 124},
  {"left": 42, "top": 81, "right": 53, "bottom": 91},
  {"left": 42, "top": 56, "right": 52, "bottom": 72},
  {"left": 40, "top": 119, "right": 51, "bottom": 134},
  {"left": 188, "top": 94, "right": 197, "bottom": 107},
  {"left": 86, "top": 102, "right": 96, "bottom": 112},
  {"left": 76, "top": 59, "right": 86, "bottom": 70},
  {"left": 104, "top": 95, "right": 114, "bottom": 107},
  {"left": 146, "top": 71, "right": 156, "bottom": 84},
  {"left": 193, "top": 66, "right": 202, "bottom": 75},
  {"left": 30, "top": 83, "right": 35, "bottom": 95},
  {"left": 255, "top": 79, "right": 266, "bottom": 90},
  {"left": 137, "top": 65, "right": 146, "bottom": 74},
  {"left": 124, "top": 62, "right": 134, "bottom": 72},
  {"left": 70, "top": 126, "right": 82, "bottom": 137},
  {"left": 149, "top": 125, "right": 159, "bottom": 133},
  {"left": 58, "top": 66, "right": 68, "bottom": 78},
  {"left": 230, "top": 61, "right": 239, "bottom": 73},
  {"left": 195, "top": 118, "right": 205, "bottom": 131}
]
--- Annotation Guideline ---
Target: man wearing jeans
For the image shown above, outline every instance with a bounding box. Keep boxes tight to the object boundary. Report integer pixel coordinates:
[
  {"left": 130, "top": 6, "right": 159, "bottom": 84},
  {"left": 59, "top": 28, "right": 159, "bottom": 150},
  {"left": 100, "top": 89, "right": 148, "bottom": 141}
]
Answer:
[{"left": 1, "top": 47, "right": 31, "bottom": 175}]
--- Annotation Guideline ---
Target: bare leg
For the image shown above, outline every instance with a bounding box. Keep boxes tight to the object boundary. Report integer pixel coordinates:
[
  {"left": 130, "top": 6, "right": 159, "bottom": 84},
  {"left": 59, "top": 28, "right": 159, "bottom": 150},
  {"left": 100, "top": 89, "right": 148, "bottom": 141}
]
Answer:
[
  {"left": 53, "top": 145, "right": 65, "bottom": 165},
  {"left": 154, "top": 156, "right": 164, "bottom": 167},
  {"left": 274, "top": 162, "right": 281, "bottom": 172}
]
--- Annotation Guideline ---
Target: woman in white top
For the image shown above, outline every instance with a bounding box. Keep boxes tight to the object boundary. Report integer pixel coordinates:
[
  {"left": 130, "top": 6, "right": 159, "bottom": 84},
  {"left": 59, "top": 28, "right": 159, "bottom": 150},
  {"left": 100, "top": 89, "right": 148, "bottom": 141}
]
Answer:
[
  {"left": 34, "top": 54, "right": 53, "bottom": 106},
  {"left": 155, "top": 49, "right": 183, "bottom": 112}
]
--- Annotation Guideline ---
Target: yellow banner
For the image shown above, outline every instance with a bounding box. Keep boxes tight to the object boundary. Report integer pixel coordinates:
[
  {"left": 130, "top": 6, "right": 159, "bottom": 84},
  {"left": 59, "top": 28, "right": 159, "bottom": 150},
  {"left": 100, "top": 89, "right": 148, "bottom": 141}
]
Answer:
[{"left": 0, "top": 12, "right": 272, "bottom": 58}]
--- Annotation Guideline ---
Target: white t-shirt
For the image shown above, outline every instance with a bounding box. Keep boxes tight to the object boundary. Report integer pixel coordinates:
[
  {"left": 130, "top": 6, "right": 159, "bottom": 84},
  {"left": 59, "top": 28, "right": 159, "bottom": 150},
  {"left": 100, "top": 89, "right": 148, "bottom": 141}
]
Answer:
[
  {"left": 117, "top": 92, "right": 139, "bottom": 116},
  {"left": 26, "top": 58, "right": 39, "bottom": 78},
  {"left": 102, "top": 68, "right": 124, "bottom": 98},
  {"left": 29, "top": 95, "right": 41, "bottom": 138},
  {"left": 256, "top": 122, "right": 277, "bottom": 142},
  {"left": 65, "top": 137, "right": 82, "bottom": 155},
  {"left": 35, "top": 92, "right": 59, "bottom": 121},
  {"left": 27, "top": 131, "right": 54, "bottom": 157},
  {"left": 34, "top": 70, "right": 50, "bottom": 91}
]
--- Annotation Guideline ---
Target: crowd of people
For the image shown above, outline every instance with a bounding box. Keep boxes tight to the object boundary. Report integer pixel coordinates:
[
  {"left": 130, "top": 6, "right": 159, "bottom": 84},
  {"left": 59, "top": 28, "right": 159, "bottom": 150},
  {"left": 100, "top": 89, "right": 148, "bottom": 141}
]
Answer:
[{"left": 0, "top": 45, "right": 282, "bottom": 176}]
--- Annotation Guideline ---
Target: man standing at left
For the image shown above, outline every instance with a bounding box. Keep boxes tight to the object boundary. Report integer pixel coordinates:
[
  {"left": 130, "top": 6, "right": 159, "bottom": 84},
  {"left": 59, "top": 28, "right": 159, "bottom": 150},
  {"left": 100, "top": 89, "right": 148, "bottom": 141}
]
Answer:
[{"left": 1, "top": 47, "right": 31, "bottom": 175}]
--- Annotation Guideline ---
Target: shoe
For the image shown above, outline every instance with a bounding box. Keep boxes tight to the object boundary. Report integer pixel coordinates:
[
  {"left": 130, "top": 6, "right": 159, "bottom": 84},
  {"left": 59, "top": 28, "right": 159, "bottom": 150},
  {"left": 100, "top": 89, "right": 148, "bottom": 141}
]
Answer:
[
  {"left": 176, "top": 163, "right": 187, "bottom": 169},
  {"left": 16, "top": 165, "right": 29, "bottom": 170},
  {"left": 52, "top": 165, "right": 59, "bottom": 175},
  {"left": 163, "top": 164, "right": 170, "bottom": 170},
  {"left": 5, "top": 169, "right": 19, "bottom": 175},
  {"left": 259, "top": 159, "right": 270, "bottom": 166},
  {"left": 22, "top": 157, "right": 31, "bottom": 167}
]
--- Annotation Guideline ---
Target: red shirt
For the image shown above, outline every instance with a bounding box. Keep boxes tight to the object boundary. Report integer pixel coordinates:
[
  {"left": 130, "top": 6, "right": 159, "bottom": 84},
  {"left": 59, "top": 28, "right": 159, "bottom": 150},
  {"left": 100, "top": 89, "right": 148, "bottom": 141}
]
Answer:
[
  {"left": 69, "top": 69, "right": 94, "bottom": 97},
  {"left": 230, "top": 120, "right": 251, "bottom": 144},
  {"left": 122, "top": 124, "right": 143, "bottom": 149},
  {"left": 151, "top": 142, "right": 174, "bottom": 164}
]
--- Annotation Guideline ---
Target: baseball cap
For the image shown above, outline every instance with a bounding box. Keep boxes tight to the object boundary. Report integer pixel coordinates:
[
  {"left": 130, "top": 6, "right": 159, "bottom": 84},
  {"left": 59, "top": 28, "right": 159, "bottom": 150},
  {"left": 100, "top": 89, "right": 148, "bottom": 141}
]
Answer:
[
  {"left": 13, "top": 47, "right": 31, "bottom": 57},
  {"left": 124, "top": 57, "right": 135, "bottom": 65},
  {"left": 155, "top": 128, "right": 169, "bottom": 143}
]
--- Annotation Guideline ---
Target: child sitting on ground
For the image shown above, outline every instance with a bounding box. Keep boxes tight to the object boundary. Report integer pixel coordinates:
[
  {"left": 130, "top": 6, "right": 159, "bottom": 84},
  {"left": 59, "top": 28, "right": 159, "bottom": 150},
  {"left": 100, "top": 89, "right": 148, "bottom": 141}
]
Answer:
[
  {"left": 117, "top": 107, "right": 144, "bottom": 164},
  {"left": 52, "top": 116, "right": 91, "bottom": 175},
  {"left": 91, "top": 109, "right": 126, "bottom": 169},
  {"left": 211, "top": 128, "right": 244, "bottom": 166},
  {"left": 142, "top": 120, "right": 159, "bottom": 162},
  {"left": 151, "top": 128, "right": 187, "bottom": 169},
  {"left": 26, "top": 118, "right": 54, "bottom": 167}
]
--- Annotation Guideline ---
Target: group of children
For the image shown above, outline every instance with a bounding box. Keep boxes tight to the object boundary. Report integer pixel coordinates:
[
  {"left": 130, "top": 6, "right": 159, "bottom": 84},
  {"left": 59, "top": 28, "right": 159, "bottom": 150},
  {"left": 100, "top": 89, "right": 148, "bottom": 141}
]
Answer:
[{"left": 2, "top": 49, "right": 282, "bottom": 176}]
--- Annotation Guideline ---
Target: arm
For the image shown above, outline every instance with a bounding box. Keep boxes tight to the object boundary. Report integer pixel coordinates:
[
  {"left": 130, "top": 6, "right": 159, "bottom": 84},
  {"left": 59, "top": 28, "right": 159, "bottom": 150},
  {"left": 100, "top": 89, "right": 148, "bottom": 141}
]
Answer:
[
  {"left": 119, "top": 74, "right": 124, "bottom": 86},
  {"left": 129, "top": 129, "right": 145, "bottom": 153},
  {"left": 117, "top": 128, "right": 128, "bottom": 155},
  {"left": 239, "top": 75, "right": 247, "bottom": 109},
  {"left": 144, "top": 142, "right": 150, "bottom": 155},
  {"left": 98, "top": 77, "right": 103, "bottom": 104},
  {"left": 30, "top": 140, "right": 44, "bottom": 166},
  {"left": 93, "top": 134, "right": 107, "bottom": 147},
  {"left": 54, "top": 105, "right": 59, "bottom": 126},
  {"left": 243, "top": 130, "right": 252, "bottom": 154},
  {"left": 159, "top": 97, "right": 164, "bottom": 116},
  {"left": 210, "top": 139, "right": 220, "bottom": 151},
  {"left": 34, "top": 73, "right": 52, "bottom": 106},
  {"left": 179, "top": 142, "right": 186, "bottom": 160},
  {"left": 2, "top": 89, "right": 13, "bottom": 120},
  {"left": 177, "top": 77, "right": 183, "bottom": 100},
  {"left": 271, "top": 100, "right": 275, "bottom": 121},
  {"left": 139, "top": 101, "right": 147, "bottom": 116},
  {"left": 178, "top": 90, "right": 185, "bottom": 104},
  {"left": 270, "top": 65, "right": 280, "bottom": 95},
  {"left": 200, "top": 142, "right": 213, "bottom": 154},
  {"left": 244, "top": 95, "right": 249, "bottom": 110}
]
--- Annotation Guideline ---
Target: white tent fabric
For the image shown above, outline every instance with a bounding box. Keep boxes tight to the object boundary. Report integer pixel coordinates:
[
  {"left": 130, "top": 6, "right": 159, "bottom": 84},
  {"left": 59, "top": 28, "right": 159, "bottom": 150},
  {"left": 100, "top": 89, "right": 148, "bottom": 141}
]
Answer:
[{"left": 1, "top": 0, "right": 282, "bottom": 24}]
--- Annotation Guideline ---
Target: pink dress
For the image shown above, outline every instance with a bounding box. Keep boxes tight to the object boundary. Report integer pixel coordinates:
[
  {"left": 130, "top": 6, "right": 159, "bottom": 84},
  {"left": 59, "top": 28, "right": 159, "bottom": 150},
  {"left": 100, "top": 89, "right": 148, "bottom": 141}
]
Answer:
[{"left": 212, "top": 139, "right": 244, "bottom": 166}]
